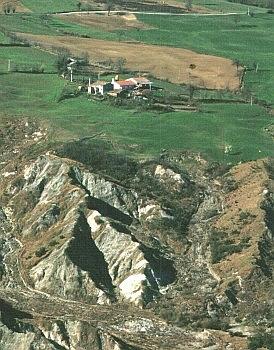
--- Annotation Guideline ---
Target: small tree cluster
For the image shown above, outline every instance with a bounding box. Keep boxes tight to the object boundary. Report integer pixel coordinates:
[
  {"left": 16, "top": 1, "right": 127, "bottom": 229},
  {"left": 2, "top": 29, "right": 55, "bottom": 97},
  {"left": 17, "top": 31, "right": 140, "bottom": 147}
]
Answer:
[
  {"left": 185, "top": 0, "right": 192, "bottom": 12},
  {"left": 248, "top": 330, "right": 274, "bottom": 350},
  {"left": 114, "top": 57, "right": 127, "bottom": 73},
  {"left": 56, "top": 49, "right": 71, "bottom": 75},
  {"left": 35, "top": 247, "right": 47, "bottom": 257}
]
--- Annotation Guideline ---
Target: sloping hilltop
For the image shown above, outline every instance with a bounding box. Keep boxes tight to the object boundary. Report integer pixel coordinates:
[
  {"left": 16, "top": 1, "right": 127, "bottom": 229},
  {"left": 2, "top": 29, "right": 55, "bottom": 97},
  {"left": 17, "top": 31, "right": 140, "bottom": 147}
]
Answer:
[{"left": 1, "top": 116, "right": 274, "bottom": 349}]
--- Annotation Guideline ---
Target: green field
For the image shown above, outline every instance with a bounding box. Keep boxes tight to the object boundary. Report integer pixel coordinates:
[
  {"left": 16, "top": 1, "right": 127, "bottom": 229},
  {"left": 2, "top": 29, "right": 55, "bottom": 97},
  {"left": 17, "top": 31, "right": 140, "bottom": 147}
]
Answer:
[
  {"left": 3, "top": 11, "right": 273, "bottom": 104},
  {"left": 0, "top": 14, "right": 59, "bottom": 35},
  {"left": 0, "top": 13, "right": 119, "bottom": 40},
  {"left": 0, "top": 32, "right": 11, "bottom": 44},
  {"left": 20, "top": 0, "right": 262, "bottom": 13},
  {"left": 21, "top": 0, "right": 77, "bottom": 13},
  {"left": 178, "top": 0, "right": 260, "bottom": 12},
  {"left": 0, "top": 72, "right": 273, "bottom": 163},
  {"left": 1, "top": 4, "right": 274, "bottom": 163},
  {"left": 124, "top": 12, "right": 274, "bottom": 104},
  {"left": 0, "top": 46, "right": 57, "bottom": 73}
]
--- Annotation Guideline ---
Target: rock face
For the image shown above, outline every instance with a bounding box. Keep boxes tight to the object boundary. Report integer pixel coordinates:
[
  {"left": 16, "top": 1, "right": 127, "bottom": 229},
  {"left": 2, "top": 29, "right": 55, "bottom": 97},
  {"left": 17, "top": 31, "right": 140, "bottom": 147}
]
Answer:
[
  {"left": 2, "top": 119, "right": 274, "bottom": 349},
  {"left": 1, "top": 154, "right": 177, "bottom": 308}
]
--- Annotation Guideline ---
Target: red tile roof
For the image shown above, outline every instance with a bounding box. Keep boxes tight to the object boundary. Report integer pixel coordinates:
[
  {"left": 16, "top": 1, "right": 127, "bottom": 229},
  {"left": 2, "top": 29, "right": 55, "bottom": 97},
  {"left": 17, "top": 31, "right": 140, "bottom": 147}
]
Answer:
[{"left": 116, "top": 80, "right": 136, "bottom": 86}]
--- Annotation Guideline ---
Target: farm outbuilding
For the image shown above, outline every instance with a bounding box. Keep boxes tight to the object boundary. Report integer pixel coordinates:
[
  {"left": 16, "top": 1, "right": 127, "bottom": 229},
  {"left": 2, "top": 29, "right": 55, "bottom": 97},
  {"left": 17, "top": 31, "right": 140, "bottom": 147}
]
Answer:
[
  {"left": 88, "top": 80, "right": 113, "bottom": 95},
  {"left": 126, "top": 77, "right": 153, "bottom": 90},
  {"left": 111, "top": 78, "right": 136, "bottom": 91}
]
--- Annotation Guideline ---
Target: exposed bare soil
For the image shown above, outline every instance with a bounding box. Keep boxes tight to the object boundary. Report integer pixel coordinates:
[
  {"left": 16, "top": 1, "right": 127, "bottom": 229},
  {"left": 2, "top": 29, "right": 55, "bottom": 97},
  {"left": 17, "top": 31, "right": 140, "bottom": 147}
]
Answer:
[
  {"left": 19, "top": 33, "right": 240, "bottom": 89},
  {"left": 58, "top": 12, "right": 154, "bottom": 31},
  {"left": 213, "top": 160, "right": 269, "bottom": 290},
  {"left": 82, "top": 0, "right": 190, "bottom": 13},
  {"left": 81, "top": 0, "right": 214, "bottom": 14},
  {"left": 0, "top": 0, "right": 31, "bottom": 12}
]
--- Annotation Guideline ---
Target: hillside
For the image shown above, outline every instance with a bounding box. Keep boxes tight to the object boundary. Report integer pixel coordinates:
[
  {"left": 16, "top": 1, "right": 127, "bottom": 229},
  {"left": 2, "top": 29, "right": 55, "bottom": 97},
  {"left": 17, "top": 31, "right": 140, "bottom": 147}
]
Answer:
[
  {"left": 1, "top": 116, "right": 274, "bottom": 349},
  {"left": 1, "top": 0, "right": 274, "bottom": 348}
]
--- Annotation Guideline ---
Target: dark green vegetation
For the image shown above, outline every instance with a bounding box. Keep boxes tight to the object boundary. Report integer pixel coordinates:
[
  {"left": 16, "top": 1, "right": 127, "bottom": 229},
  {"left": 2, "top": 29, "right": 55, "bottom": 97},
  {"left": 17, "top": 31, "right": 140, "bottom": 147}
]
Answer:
[
  {"left": 210, "top": 228, "right": 251, "bottom": 263},
  {"left": 0, "top": 4, "right": 274, "bottom": 164},
  {"left": 248, "top": 330, "right": 274, "bottom": 350}
]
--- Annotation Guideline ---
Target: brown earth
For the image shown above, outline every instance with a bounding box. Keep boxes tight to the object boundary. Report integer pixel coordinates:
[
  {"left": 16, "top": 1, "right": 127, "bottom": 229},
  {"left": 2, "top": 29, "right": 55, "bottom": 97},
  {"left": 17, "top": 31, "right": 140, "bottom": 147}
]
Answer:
[
  {"left": 58, "top": 12, "right": 154, "bottom": 31},
  {"left": 18, "top": 32, "right": 240, "bottom": 89},
  {"left": 0, "top": 0, "right": 31, "bottom": 12},
  {"left": 213, "top": 160, "right": 269, "bottom": 291},
  {"left": 80, "top": 0, "right": 209, "bottom": 13}
]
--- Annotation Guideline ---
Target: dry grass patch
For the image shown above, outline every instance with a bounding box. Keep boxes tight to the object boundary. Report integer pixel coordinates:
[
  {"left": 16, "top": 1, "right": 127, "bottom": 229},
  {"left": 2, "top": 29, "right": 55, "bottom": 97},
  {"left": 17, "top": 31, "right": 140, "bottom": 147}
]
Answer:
[
  {"left": 58, "top": 12, "right": 154, "bottom": 31},
  {"left": 211, "top": 160, "right": 270, "bottom": 291},
  {"left": 0, "top": 0, "right": 31, "bottom": 12},
  {"left": 80, "top": 0, "right": 208, "bottom": 12},
  {"left": 18, "top": 33, "right": 240, "bottom": 89}
]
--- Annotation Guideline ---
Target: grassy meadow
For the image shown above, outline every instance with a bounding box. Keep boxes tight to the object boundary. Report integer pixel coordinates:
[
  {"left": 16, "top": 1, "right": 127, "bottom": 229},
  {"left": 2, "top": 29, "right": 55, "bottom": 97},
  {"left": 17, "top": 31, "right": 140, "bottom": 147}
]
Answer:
[
  {"left": 177, "top": 0, "right": 260, "bottom": 12},
  {"left": 0, "top": 13, "right": 117, "bottom": 39},
  {"left": 128, "top": 12, "right": 274, "bottom": 104},
  {"left": 21, "top": 0, "right": 78, "bottom": 13},
  {"left": 2, "top": 11, "right": 274, "bottom": 104},
  {"left": 0, "top": 71, "right": 273, "bottom": 163},
  {"left": 0, "top": 3, "right": 274, "bottom": 163},
  {"left": 0, "top": 46, "right": 57, "bottom": 73}
]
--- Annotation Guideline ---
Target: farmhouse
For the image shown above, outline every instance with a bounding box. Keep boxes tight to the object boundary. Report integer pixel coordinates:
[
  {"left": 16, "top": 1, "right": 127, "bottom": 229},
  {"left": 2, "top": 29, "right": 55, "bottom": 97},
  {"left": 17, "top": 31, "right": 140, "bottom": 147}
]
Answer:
[
  {"left": 111, "top": 78, "right": 136, "bottom": 91},
  {"left": 87, "top": 77, "right": 153, "bottom": 96},
  {"left": 88, "top": 80, "right": 113, "bottom": 95}
]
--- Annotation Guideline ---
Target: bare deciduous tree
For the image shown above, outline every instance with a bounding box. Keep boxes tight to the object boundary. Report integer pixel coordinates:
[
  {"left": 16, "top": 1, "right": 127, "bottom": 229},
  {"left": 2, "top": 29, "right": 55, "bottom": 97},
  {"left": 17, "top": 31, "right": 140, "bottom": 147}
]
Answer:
[
  {"left": 106, "top": 1, "right": 113, "bottom": 15},
  {"left": 115, "top": 57, "right": 127, "bottom": 73},
  {"left": 185, "top": 0, "right": 192, "bottom": 12}
]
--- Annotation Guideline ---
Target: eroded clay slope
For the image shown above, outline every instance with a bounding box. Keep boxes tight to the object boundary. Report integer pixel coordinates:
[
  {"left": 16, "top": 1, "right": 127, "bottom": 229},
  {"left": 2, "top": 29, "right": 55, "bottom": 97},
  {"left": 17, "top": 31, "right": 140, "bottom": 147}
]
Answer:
[{"left": 3, "top": 117, "right": 274, "bottom": 349}]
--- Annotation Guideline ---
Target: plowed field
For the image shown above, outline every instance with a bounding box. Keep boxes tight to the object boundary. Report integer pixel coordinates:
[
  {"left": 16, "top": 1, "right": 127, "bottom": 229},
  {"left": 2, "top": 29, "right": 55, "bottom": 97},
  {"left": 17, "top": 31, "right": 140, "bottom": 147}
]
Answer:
[{"left": 19, "top": 33, "right": 240, "bottom": 89}]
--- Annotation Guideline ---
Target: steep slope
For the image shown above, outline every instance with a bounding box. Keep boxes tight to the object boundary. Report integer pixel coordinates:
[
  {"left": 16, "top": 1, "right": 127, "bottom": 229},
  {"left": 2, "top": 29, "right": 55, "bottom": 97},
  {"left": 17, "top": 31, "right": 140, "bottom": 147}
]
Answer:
[{"left": 2, "top": 116, "right": 274, "bottom": 348}]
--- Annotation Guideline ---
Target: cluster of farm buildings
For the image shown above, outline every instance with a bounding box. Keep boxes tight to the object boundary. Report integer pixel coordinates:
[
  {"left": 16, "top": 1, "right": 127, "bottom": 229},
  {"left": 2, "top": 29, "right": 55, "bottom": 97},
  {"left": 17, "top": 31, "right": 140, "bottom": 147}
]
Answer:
[{"left": 87, "top": 76, "right": 153, "bottom": 97}]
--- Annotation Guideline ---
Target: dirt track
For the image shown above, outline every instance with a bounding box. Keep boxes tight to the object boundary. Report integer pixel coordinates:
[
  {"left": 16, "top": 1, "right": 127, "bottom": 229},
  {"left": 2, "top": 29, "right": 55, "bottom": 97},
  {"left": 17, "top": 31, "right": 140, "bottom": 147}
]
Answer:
[{"left": 19, "top": 33, "right": 240, "bottom": 89}]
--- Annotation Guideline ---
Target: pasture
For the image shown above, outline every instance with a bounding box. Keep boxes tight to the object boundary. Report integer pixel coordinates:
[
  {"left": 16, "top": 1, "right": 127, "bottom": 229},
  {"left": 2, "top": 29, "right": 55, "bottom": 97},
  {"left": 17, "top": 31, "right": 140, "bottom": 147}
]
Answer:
[
  {"left": 0, "top": 2, "right": 274, "bottom": 164},
  {"left": 128, "top": 12, "right": 274, "bottom": 103},
  {"left": 21, "top": 0, "right": 77, "bottom": 13},
  {"left": 6, "top": 10, "right": 272, "bottom": 104},
  {"left": 0, "top": 46, "right": 57, "bottom": 73},
  {"left": 0, "top": 71, "right": 273, "bottom": 163}
]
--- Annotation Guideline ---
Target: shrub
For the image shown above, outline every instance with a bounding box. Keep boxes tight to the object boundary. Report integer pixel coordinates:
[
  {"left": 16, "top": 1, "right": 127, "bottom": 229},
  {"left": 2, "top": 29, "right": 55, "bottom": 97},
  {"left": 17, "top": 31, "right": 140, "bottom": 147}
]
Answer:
[
  {"left": 35, "top": 247, "right": 47, "bottom": 257},
  {"left": 238, "top": 211, "right": 256, "bottom": 224},
  {"left": 248, "top": 330, "right": 274, "bottom": 350},
  {"left": 49, "top": 240, "right": 58, "bottom": 247},
  {"left": 210, "top": 229, "right": 250, "bottom": 264},
  {"left": 201, "top": 318, "right": 229, "bottom": 331}
]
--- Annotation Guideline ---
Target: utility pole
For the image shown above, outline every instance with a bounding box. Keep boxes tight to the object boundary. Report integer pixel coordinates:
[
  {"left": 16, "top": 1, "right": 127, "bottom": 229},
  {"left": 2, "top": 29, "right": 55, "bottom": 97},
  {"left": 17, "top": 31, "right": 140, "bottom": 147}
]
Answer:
[{"left": 8, "top": 59, "right": 11, "bottom": 72}]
